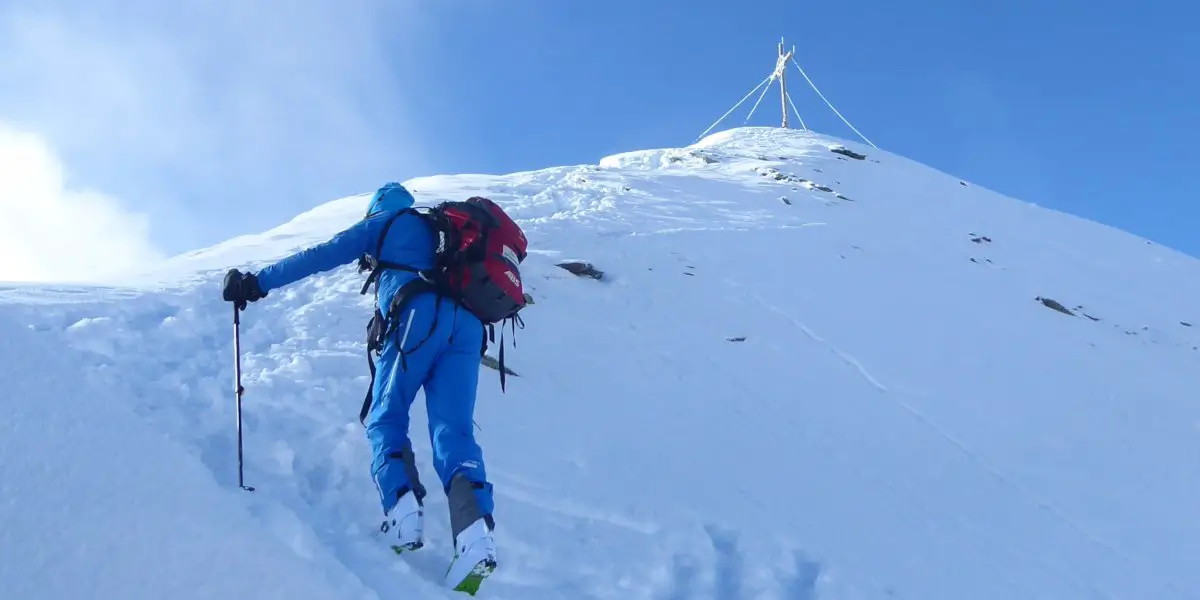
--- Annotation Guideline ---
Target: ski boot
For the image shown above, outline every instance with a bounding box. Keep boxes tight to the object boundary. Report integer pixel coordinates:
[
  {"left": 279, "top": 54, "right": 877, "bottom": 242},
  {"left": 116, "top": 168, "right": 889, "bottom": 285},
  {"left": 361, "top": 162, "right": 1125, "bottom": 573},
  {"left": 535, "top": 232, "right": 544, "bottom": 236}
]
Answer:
[
  {"left": 380, "top": 488, "right": 424, "bottom": 554},
  {"left": 444, "top": 473, "right": 497, "bottom": 595},
  {"left": 444, "top": 517, "right": 496, "bottom": 595}
]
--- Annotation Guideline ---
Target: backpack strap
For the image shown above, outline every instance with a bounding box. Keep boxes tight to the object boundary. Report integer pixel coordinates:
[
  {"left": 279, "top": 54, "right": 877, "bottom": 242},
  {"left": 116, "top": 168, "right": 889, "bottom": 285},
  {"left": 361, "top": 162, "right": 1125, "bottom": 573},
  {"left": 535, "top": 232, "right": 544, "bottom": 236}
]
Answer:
[
  {"left": 483, "top": 313, "right": 525, "bottom": 392},
  {"left": 358, "top": 208, "right": 436, "bottom": 296}
]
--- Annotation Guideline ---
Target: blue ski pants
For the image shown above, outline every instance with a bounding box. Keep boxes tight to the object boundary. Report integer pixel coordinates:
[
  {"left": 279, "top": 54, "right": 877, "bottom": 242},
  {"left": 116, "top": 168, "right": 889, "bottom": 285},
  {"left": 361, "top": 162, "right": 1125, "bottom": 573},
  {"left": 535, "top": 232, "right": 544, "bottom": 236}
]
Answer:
[{"left": 364, "top": 292, "right": 494, "bottom": 518}]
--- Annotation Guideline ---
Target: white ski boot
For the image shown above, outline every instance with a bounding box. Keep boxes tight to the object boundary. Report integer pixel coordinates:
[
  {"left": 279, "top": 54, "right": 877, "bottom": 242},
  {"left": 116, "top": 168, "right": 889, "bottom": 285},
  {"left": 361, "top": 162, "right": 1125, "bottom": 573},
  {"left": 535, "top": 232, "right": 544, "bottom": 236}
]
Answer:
[
  {"left": 444, "top": 517, "right": 497, "bottom": 595},
  {"left": 380, "top": 490, "right": 424, "bottom": 554}
]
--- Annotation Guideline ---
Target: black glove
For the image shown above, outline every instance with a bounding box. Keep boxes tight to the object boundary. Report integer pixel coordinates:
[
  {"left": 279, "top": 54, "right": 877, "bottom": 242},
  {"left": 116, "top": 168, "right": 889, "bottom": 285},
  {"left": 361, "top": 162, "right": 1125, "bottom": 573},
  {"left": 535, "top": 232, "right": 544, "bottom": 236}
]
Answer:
[{"left": 223, "top": 268, "right": 266, "bottom": 309}]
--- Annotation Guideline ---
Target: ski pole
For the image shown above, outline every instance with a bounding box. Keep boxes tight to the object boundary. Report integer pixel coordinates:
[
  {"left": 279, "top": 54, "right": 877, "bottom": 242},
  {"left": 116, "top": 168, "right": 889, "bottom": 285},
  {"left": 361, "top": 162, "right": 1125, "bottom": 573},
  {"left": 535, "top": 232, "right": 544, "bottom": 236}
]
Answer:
[{"left": 233, "top": 303, "right": 255, "bottom": 492}]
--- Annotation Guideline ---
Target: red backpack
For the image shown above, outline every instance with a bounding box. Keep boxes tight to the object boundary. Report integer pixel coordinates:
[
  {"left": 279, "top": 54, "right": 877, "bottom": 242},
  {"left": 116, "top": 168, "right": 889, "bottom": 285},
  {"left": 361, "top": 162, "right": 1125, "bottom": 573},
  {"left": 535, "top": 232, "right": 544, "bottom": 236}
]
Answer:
[
  {"left": 356, "top": 197, "right": 528, "bottom": 422},
  {"left": 425, "top": 197, "right": 528, "bottom": 324}
]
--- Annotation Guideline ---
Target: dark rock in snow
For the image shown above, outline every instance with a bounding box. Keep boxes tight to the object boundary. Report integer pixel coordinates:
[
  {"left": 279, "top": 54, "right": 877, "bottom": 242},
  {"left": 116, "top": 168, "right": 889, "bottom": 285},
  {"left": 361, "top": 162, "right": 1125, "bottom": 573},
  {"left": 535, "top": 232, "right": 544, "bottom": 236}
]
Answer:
[
  {"left": 756, "top": 167, "right": 808, "bottom": 185},
  {"left": 557, "top": 261, "right": 605, "bottom": 280},
  {"left": 830, "top": 147, "right": 867, "bottom": 160},
  {"left": 1035, "top": 296, "right": 1076, "bottom": 316},
  {"left": 780, "top": 196, "right": 793, "bottom": 205},
  {"left": 726, "top": 336, "right": 747, "bottom": 342},
  {"left": 1181, "top": 321, "right": 1193, "bottom": 327},
  {"left": 523, "top": 292, "right": 535, "bottom": 305}
]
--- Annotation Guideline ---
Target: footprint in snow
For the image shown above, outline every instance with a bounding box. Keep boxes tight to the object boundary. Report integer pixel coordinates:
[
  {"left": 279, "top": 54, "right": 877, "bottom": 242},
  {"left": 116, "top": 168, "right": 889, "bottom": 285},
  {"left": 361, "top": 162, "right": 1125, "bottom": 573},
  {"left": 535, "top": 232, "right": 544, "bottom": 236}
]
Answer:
[{"left": 657, "top": 524, "right": 824, "bottom": 600}]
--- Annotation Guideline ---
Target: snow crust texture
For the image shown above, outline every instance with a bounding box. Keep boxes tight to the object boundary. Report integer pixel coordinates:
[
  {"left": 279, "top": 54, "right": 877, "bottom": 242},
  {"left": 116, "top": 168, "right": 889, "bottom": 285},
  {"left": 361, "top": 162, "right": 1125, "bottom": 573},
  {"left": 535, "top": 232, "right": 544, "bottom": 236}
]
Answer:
[{"left": 3, "top": 127, "right": 1199, "bottom": 600}]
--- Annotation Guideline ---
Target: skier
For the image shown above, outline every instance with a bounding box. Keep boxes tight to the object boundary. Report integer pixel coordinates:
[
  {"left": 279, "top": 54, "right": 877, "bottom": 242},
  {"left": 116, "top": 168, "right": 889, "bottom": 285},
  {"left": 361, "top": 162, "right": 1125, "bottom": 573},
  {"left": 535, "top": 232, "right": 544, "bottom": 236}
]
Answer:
[{"left": 221, "top": 182, "right": 527, "bottom": 595}]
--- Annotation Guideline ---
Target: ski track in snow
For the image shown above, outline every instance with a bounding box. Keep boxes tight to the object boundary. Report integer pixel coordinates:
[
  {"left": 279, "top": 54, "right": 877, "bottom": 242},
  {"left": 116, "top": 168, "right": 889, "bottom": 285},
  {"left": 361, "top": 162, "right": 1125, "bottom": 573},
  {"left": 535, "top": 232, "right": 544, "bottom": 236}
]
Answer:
[
  {"left": 727, "top": 277, "right": 890, "bottom": 393},
  {"left": 726, "top": 275, "right": 1181, "bottom": 600},
  {"left": 4, "top": 127, "right": 1200, "bottom": 599}
]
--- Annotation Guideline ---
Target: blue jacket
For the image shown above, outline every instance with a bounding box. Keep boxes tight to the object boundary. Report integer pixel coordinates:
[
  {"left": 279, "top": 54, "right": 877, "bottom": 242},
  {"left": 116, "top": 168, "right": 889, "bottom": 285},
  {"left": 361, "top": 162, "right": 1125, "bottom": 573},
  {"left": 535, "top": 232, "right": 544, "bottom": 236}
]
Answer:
[{"left": 256, "top": 208, "right": 437, "bottom": 317}]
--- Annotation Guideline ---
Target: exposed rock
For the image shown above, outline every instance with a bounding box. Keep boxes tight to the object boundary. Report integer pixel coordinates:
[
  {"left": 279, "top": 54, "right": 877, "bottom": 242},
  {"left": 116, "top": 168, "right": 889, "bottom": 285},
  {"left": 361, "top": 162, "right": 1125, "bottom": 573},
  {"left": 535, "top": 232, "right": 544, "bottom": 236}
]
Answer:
[
  {"left": 835, "top": 194, "right": 853, "bottom": 202},
  {"left": 1035, "top": 296, "right": 1075, "bottom": 316},
  {"left": 813, "top": 184, "right": 834, "bottom": 193},
  {"left": 756, "top": 167, "right": 808, "bottom": 185},
  {"left": 557, "top": 261, "right": 605, "bottom": 280},
  {"left": 523, "top": 292, "right": 535, "bottom": 305},
  {"left": 726, "top": 336, "right": 747, "bottom": 342},
  {"left": 1182, "top": 321, "right": 1193, "bottom": 327},
  {"left": 753, "top": 168, "right": 811, "bottom": 186},
  {"left": 830, "top": 146, "right": 867, "bottom": 160},
  {"left": 780, "top": 196, "right": 793, "bottom": 205}
]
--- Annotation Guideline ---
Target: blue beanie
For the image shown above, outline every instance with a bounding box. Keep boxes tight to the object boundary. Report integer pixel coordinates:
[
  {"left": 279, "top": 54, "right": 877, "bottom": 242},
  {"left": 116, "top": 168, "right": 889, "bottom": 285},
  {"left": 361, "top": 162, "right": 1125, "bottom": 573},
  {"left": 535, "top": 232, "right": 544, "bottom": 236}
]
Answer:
[{"left": 365, "top": 182, "right": 416, "bottom": 217}]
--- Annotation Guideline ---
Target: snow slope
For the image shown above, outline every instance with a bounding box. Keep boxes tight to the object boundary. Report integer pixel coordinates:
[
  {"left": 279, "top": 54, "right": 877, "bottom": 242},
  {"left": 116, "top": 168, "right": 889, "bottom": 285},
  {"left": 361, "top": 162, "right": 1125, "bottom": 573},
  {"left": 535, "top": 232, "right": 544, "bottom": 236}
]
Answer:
[
  {"left": 0, "top": 310, "right": 368, "bottom": 598},
  {"left": 3, "top": 126, "right": 1200, "bottom": 599}
]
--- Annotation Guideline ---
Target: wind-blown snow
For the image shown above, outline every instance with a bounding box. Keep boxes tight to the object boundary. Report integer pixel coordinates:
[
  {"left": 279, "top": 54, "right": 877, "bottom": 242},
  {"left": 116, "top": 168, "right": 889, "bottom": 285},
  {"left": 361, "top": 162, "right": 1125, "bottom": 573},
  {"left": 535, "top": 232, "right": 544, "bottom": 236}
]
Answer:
[{"left": 2, "top": 126, "right": 1199, "bottom": 599}]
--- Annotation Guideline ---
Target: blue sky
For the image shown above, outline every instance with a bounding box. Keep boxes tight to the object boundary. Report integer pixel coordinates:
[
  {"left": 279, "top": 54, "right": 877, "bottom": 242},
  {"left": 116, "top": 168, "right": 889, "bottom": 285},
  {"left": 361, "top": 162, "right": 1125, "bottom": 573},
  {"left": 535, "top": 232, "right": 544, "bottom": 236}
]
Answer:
[{"left": 1, "top": 1, "right": 1196, "bottom": 281}]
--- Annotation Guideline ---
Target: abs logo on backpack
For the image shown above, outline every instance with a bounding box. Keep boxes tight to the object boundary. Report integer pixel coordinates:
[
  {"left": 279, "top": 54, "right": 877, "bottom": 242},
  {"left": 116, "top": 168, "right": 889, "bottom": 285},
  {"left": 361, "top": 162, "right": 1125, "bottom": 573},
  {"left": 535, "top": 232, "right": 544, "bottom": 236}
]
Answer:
[{"left": 434, "top": 197, "right": 528, "bottom": 325}]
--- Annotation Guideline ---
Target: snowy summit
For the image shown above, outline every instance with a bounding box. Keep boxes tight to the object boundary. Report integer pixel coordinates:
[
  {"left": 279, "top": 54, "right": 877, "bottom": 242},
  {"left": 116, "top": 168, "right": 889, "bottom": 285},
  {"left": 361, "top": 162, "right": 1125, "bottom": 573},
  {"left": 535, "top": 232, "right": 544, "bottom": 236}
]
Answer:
[{"left": 2, "top": 126, "right": 1199, "bottom": 599}]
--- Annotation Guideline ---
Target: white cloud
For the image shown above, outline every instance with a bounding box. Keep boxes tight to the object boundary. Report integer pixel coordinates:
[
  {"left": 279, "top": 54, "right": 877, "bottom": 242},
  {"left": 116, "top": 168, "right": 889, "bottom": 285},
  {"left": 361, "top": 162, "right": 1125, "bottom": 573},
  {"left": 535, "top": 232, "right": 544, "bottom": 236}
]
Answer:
[
  {"left": 0, "top": 123, "right": 161, "bottom": 283},
  {"left": 0, "top": 1, "right": 435, "bottom": 256}
]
